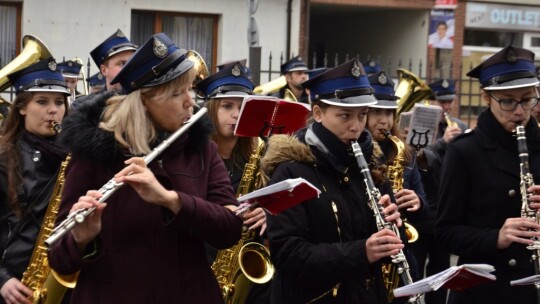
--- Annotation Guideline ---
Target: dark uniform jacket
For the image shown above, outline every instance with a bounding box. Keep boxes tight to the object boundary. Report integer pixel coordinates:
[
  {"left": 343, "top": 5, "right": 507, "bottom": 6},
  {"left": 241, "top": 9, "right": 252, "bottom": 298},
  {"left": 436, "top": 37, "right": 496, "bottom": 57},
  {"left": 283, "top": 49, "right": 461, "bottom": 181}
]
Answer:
[
  {"left": 436, "top": 109, "right": 540, "bottom": 304},
  {"left": 274, "top": 85, "right": 309, "bottom": 104},
  {"left": 0, "top": 131, "right": 67, "bottom": 299},
  {"left": 48, "top": 92, "right": 243, "bottom": 304},
  {"left": 416, "top": 116, "right": 468, "bottom": 232},
  {"left": 261, "top": 122, "right": 392, "bottom": 304}
]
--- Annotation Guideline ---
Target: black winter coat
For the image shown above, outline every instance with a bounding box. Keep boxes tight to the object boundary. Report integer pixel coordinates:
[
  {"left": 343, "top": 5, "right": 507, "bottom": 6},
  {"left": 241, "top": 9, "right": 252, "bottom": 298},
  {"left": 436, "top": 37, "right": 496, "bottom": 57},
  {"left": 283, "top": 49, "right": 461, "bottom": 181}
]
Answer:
[
  {"left": 0, "top": 132, "right": 67, "bottom": 296},
  {"left": 262, "top": 123, "right": 393, "bottom": 304},
  {"left": 436, "top": 109, "right": 540, "bottom": 304}
]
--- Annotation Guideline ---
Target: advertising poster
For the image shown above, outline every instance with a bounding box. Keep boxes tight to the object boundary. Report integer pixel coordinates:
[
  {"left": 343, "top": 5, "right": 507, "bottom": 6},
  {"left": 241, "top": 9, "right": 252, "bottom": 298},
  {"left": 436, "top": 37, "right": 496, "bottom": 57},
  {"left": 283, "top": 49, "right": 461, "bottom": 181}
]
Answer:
[{"left": 429, "top": 9, "right": 455, "bottom": 49}]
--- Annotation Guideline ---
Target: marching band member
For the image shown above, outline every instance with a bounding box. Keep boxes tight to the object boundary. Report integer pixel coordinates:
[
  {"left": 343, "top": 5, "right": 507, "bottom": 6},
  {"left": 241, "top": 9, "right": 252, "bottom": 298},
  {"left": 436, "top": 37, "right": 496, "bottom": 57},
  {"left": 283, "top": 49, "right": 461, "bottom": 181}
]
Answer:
[
  {"left": 57, "top": 59, "right": 82, "bottom": 101},
  {"left": 276, "top": 56, "right": 309, "bottom": 103},
  {"left": 197, "top": 61, "right": 270, "bottom": 303},
  {"left": 261, "top": 59, "right": 403, "bottom": 303},
  {"left": 87, "top": 72, "right": 106, "bottom": 94},
  {"left": 366, "top": 71, "right": 428, "bottom": 288},
  {"left": 436, "top": 46, "right": 540, "bottom": 304},
  {"left": 47, "top": 33, "right": 242, "bottom": 304},
  {"left": 0, "top": 58, "right": 69, "bottom": 304},
  {"left": 89, "top": 29, "right": 137, "bottom": 93}
]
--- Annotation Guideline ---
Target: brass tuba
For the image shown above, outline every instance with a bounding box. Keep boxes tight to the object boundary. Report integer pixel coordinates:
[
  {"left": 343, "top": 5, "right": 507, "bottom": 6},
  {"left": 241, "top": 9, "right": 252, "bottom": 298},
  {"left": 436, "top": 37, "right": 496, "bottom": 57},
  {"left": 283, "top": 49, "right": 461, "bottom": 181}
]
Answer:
[
  {"left": 186, "top": 50, "right": 210, "bottom": 100},
  {"left": 186, "top": 50, "right": 210, "bottom": 84},
  {"left": 212, "top": 140, "right": 274, "bottom": 304},
  {"left": 253, "top": 76, "right": 287, "bottom": 95},
  {"left": 394, "top": 68, "right": 433, "bottom": 118},
  {"left": 0, "top": 35, "right": 52, "bottom": 93}
]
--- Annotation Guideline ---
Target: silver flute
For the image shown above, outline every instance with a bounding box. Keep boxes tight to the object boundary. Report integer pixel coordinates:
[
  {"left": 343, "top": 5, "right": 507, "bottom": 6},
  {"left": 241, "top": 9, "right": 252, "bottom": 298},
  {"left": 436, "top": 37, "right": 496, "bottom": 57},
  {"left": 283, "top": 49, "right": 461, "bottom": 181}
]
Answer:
[
  {"left": 351, "top": 140, "right": 423, "bottom": 304},
  {"left": 45, "top": 107, "right": 208, "bottom": 247}
]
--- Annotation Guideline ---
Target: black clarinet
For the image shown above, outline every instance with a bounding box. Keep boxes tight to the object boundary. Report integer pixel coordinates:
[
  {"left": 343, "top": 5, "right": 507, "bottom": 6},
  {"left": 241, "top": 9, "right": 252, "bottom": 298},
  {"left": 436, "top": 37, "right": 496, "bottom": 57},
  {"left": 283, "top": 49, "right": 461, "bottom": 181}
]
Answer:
[
  {"left": 351, "top": 140, "right": 423, "bottom": 304},
  {"left": 516, "top": 123, "right": 540, "bottom": 303}
]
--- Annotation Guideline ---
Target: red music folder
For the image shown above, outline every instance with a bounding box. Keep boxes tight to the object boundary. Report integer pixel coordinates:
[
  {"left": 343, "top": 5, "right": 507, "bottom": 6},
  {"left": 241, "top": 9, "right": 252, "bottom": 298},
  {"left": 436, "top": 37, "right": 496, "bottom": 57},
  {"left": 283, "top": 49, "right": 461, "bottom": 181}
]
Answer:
[
  {"left": 236, "top": 178, "right": 321, "bottom": 215},
  {"left": 234, "top": 96, "right": 311, "bottom": 138},
  {"left": 393, "top": 264, "right": 496, "bottom": 298}
]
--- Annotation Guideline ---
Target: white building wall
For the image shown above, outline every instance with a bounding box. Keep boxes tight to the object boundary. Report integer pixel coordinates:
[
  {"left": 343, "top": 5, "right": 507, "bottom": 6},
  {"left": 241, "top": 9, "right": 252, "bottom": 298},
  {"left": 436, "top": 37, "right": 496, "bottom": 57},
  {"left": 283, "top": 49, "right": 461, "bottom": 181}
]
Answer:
[{"left": 19, "top": 0, "right": 300, "bottom": 76}]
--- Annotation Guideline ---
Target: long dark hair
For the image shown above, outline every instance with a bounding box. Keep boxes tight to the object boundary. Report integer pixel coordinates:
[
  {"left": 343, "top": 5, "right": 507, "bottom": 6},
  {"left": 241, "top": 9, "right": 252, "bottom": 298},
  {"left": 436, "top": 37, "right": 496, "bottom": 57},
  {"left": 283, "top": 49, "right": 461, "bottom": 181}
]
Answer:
[{"left": 0, "top": 92, "right": 68, "bottom": 216}]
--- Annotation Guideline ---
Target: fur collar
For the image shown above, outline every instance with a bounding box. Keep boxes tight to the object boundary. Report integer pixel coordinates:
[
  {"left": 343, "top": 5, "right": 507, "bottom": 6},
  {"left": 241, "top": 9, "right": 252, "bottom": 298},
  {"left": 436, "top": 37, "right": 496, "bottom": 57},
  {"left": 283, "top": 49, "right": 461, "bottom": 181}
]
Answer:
[
  {"left": 260, "top": 129, "right": 385, "bottom": 184},
  {"left": 60, "top": 92, "right": 213, "bottom": 166}
]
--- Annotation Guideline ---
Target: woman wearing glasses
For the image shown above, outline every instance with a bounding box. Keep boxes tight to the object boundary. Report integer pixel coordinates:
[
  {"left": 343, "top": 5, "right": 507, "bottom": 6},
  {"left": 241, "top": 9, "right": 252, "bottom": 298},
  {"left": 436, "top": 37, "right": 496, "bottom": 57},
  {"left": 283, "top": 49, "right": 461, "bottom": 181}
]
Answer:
[{"left": 436, "top": 46, "right": 540, "bottom": 304}]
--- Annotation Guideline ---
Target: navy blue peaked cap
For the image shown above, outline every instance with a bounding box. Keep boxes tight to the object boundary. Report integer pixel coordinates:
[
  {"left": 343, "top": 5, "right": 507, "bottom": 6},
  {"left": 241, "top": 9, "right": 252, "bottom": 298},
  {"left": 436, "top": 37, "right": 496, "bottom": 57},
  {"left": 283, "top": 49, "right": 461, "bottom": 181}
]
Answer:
[
  {"left": 429, "top": 79, "right": 456, "bottom": 101},
  {"left": 302, "top": 59, "right": 376, "bottom": 107},
  {"left": 363, "top": 59, "right": 382, "bottom": 75},
  {"left": 467, "top": 46, "right": 539, "bottom": 90},
  {"left": 110, "top": 33, "right": 194, "bottom": 94},
  {"left": 90, "top": 29, "right": 137, "bottom": 67},
  {"left": 8, "top": 58, "right": 70, "bottom": 95},
  {"left": 196, "top": 61, "right": 254, "bottom": 99},
  {"left": 281, "top": 56, "right": 308, "bottom": 75},
  {"left": 307, "top": 67, "right": 328, "bottom": 79},
  {"left": 368, "top": 71, "right": 398, "bottom": 109},
  {"left": 57, "top": 60, "right": 82, "bottom": 78},
  {"left": 88, "top": 72, "right": 106, "bottom": 87}
]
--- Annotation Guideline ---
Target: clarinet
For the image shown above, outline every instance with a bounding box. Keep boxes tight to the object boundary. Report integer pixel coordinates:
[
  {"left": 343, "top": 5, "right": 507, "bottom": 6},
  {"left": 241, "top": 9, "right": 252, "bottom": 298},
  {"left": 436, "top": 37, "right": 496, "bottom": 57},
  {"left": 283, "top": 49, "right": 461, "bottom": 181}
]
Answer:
[
  {"left": 45, "top": 107, "right": 208, "bottom": 247},
  {"left": 351, "top": 140, "right": 423, "bottom": 304},
  {"left": 516, "top": 123, "right": 540, "bottom": 302}
]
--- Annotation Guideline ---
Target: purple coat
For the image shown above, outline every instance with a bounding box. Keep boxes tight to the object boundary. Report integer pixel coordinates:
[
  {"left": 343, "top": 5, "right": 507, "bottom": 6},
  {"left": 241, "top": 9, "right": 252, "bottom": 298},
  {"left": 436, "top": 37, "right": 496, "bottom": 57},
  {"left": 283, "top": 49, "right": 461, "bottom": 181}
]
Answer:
[{"left": 48, "top": 93, "right": 242, "bottom": 304}]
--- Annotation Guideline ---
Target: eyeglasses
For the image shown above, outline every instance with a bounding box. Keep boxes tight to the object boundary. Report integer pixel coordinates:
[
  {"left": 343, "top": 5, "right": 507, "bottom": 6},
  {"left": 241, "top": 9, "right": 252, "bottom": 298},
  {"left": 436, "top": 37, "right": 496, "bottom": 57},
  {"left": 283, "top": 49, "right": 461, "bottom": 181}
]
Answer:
[{"left": 487, "top": 93, "right": 539, "bottom": 112}]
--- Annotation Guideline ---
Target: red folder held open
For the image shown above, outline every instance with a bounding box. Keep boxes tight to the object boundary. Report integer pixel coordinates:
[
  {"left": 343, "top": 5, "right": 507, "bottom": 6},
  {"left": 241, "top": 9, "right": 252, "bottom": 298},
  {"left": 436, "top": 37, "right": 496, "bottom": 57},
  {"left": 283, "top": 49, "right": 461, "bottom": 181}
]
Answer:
[
  {"left": 236, "top": 178, "right": 321, "bottom": 215},
  {"left": 234, "top": 96, "right": 310, "bottom": 138}
]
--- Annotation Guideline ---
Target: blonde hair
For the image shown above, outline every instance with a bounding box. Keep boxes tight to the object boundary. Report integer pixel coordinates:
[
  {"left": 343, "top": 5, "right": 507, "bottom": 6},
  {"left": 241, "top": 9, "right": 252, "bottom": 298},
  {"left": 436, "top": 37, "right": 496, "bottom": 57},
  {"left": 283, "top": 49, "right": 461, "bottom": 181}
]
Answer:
[{"left": 100, "top": 67, "right": 196, "bottom": 155}]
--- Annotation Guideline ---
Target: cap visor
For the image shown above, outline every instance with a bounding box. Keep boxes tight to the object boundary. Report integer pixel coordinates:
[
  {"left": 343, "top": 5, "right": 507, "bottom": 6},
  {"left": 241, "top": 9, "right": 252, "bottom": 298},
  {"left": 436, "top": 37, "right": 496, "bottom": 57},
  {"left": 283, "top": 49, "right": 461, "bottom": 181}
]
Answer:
[
  {"left": 142, "top": 59, "right": 195, "bottom": 88},
  {"left": 435, "top": 94, "right": 456, "bottom": 101},
  {"left": 321, "top": 95, "right": 377, "bottom": 107},
  {"left": 212, "top": 91, "right": 250, "bottom": 99},
  {"left": 108, "top": 46, "right": 138, "bottom": 59},
  {"left": 369, "top": 99, "right": 398, "bottom": 109},
  {"left": 483, "top": 78, "right": 540, "bottom": 91},
  {"left": 27, "top": 86, "right": 70, "bottom": 95},
  {"left": 288, "top": 67, "right": 309, "bottom": 72},
  {"left": 62, "top": 74, "right": 79, "bottom": 78}
]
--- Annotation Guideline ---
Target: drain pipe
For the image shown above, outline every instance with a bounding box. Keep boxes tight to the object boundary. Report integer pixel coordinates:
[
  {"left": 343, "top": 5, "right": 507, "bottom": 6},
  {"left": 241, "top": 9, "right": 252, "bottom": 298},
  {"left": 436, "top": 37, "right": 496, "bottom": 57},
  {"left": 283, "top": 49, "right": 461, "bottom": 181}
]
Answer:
[{"left": 286, "top": 0, "right": 292, "bottom": 60}]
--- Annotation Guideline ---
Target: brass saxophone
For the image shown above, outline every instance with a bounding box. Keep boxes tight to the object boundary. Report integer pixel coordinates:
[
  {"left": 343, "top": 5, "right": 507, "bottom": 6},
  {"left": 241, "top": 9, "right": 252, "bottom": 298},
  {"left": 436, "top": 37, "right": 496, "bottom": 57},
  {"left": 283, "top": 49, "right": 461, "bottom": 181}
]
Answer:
[
  {"left": 384, "top": 130, "right": 419, "bottom": 243},
  {"left": 383, "top": 130, "right": 420, "bottom": 302},
  {"left": 21, "top": 155, "right": 78, "bottom": 304},
  {"left": 211, "top": 140, "right": 274, "bottom": 304}
]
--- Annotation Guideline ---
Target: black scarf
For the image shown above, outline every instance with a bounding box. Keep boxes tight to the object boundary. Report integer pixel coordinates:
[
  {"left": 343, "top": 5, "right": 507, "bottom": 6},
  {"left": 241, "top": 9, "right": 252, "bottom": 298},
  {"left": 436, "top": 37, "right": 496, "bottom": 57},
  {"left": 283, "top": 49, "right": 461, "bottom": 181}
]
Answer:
[
  {"left": 20, "top": 130, "right": 68, "bottom": 165},
  {"left": 311, "top": 121, "right": 374, "bottom": 168}
]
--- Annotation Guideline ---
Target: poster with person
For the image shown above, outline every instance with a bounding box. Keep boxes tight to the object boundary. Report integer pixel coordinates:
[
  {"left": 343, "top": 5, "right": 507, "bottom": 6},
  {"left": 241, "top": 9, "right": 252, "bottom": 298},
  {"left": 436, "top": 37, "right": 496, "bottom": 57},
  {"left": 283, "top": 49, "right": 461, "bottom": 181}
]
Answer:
[{"left": 429, "top": 9, "right": 455, "bottom": 49}]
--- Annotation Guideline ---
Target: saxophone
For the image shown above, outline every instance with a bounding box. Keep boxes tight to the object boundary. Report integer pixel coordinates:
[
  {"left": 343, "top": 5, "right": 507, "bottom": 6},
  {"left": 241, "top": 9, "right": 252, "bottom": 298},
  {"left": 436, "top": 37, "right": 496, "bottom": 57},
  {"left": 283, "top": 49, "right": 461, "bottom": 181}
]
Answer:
[
  {"left": 21, "top": 155, "right": 78, "bottom": 304},
  {"left": 211, "top": 140, "right": 274, "bottom": 304},
  {"left": 384, "top": 130, "right": 419, "bottom": 243},
  {"left": 351, "top": 141, "right": 422, "bottom": 304},
  {"left": 515, "top": 123, "right": 540, "bottom": 298},
  {"left": 382, "top": 130, "right": 421, "bottom": 302}
]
